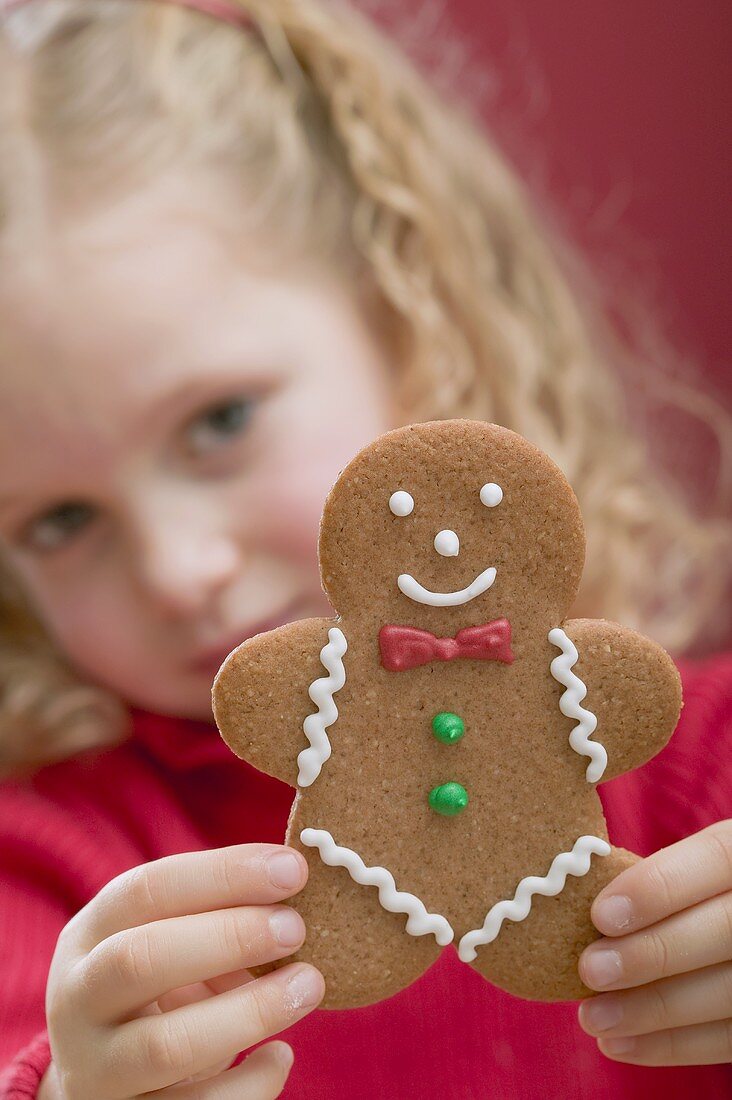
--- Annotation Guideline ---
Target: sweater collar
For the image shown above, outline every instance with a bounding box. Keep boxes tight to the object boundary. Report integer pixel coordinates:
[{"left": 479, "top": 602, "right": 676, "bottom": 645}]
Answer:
[{"left": 131, "top": 708, "right": 234, "bottom": 771}]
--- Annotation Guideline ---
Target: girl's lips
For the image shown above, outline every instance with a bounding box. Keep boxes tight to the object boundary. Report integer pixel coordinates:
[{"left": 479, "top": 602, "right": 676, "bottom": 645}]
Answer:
[{"left": 189, "top": 608, "right": 302, "bottom": 677}]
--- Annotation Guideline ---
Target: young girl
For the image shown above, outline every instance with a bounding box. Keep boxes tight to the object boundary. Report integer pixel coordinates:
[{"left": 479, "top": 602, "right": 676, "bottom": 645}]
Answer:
[{"left": 0, "top": 1, "right": 730, "bottom": 1096}]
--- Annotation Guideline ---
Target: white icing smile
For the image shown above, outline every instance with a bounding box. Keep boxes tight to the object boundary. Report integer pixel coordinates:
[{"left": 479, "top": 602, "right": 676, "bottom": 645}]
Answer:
[{"left": 397, "top": 566, "right": 497, "bottom": 607}]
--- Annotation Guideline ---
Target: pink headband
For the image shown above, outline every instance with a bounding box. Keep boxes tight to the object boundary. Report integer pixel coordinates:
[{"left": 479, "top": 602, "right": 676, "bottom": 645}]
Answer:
[{"left": 1, "top": 0, "right": 254, "bottom": 31}]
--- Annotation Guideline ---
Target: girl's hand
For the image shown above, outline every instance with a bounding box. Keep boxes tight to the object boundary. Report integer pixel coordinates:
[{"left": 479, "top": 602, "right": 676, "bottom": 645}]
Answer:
[
  {"left": 42, "top": 843, "right": 324, "bottom": 1099},
  {"left": 578, "top": 820, "right": 732, "bottom": 1066}
]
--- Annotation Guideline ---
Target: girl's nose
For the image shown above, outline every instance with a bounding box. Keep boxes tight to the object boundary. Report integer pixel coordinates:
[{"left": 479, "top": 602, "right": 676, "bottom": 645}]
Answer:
[
  {"left": 135, "top": 516, "right": 240, "bottom": 616},
  {"left": 434, "top": 529, "right": 460, "bottom": 557}
]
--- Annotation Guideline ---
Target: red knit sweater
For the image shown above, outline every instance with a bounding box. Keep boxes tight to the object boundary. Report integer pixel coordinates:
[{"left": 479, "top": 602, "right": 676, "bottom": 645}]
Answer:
[{"left": 1, "top": 655, "right": 730, "bottom": 1099}]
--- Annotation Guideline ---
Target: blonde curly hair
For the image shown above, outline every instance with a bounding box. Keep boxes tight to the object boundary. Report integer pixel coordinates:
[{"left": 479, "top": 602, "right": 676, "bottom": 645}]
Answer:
[{"left": 0, "top": 0, "right": 729, "bottom": 774}]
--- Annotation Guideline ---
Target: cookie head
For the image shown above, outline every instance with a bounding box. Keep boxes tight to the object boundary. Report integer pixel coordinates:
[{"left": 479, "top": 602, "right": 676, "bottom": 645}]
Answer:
[{"left": 319, "top": 420, "right": 585, "bottom": 635}]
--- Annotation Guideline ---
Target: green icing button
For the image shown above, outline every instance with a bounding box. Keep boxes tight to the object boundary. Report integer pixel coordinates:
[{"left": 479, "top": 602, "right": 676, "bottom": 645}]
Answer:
[
  {"left": 428, "top": 782, "right": 469, "bottom": 816},
  {"left": 431, "top": 712, "right": 465, "bottom": 745}
]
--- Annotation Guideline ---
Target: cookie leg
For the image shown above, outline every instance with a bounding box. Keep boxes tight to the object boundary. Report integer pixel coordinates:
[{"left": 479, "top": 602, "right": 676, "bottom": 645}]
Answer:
[
  {"left": 463, "top": 845, "right": 638, "bottom": 1001},
  {"left": 280, "top": 844, "right": 444, "bottom": 1009}
]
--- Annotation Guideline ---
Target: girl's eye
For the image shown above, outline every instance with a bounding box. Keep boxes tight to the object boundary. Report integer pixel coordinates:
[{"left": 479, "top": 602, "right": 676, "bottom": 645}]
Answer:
[
  {"left": 24, "top": 501, "right": 96, "bottom": 552},
  {"left": 184, "top": 397, "right": 254, "bottom": 458}
]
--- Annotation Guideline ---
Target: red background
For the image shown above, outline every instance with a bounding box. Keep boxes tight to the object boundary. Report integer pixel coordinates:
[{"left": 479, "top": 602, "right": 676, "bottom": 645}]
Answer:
[{"left": 389, "top": 0, "right": 730, "bottom": 406}]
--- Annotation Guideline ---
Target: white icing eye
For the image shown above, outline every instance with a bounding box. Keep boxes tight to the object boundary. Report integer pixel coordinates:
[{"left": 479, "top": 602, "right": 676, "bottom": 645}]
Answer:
[
  {"left": 434, "top": 529, "right": 460, "bottom": 557},
  {"left": 389, "top": 490, "right": 414, "bottom": 517},
  {"left": 480, "top": 482, "right": 503, "bottom": 508}
]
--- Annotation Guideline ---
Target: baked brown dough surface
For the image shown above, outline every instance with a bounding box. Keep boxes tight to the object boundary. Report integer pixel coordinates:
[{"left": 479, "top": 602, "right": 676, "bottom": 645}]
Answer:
[{"left": 213, "top": 421, "right": 681, "bottom": 1008}]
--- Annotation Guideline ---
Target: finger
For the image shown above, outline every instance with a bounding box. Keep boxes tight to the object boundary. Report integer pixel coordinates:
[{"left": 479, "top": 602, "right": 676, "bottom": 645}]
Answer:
[
  {"left": 146, "top": 968, "right": 254, "bottom": 1014},
  {"left": 204, "top": 966, "right": 255, "bottom": 996},
  {"left": 69, "top": 844, "right": 307, "bottom": 949},
  {"left": 597, "top": 1019, "right": 732, "bottom": 1066},
  {"left": 107, "top": 963, "right": 323, "bottom": 1095},
  {"left": 592, "top": 820, "right": 732, "bottom": 936},
  {"left": 579, "top": 961, "right": 732, "bottom": 1038},
  {"left": 140, "top": 1041, "right": 294, "bottom": 1099},
  {"left": 149, "top": 983, "right": 215, "bottom": 1013},
  {"left": 580, "top": 890, "right": 732, "bottom": 991},
  {"left": 77, "top": 904, "right": 305, "bottom": 1022}
]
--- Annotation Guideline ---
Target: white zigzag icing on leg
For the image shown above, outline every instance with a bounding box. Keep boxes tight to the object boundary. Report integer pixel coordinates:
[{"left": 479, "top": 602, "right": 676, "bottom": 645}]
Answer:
[
  {"left": 300, "top": 827, "right": 455, "bottom": 946},
  {"left": 548, "top": 627, "right": 608, "bottom": 783},
  {"left": 458, "top": 835, "right": 611, "bottom": 962},
  {"left": 297, "top": 628, "right": 347, "bottom": 788}
]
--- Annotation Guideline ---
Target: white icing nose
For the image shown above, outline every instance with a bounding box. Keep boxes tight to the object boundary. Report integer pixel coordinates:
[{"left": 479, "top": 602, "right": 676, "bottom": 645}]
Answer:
[{"left": 434, "top": 529, "right": 460, "bottom": 557}]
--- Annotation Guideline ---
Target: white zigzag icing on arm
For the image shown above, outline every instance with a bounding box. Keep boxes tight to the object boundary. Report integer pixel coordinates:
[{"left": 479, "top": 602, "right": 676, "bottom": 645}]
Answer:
[
  {"left": 296, "top": 628, "right": 347, "bottom": 788},
  {"left": 548, "top": 627, "right": 608, "bottom": 783},
  {"left": 300, "top": 827, "right": 455, "bottom": 946},
  {"left": 457, "top": 835, "right": 611, "bottom": 962}
]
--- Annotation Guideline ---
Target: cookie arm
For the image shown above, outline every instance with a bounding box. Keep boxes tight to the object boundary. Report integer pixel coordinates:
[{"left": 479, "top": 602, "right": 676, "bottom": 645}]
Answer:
[
  {"left": 559, "top": 618, "right": 682, "bottom": 783},
  {"left": 212, "top": 617, "right": 342, "bottom": 787}
]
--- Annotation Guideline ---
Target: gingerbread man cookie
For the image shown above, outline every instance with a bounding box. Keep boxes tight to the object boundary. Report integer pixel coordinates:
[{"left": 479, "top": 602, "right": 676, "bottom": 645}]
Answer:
[{"left": 213, "top": 421, "right": 682, "bottom": 1008}]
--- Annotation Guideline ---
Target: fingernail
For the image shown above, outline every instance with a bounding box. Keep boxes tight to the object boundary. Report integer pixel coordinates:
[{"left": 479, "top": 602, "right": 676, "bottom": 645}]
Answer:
[
  {"left": 601, "top": 1036, "right": 636, "bottom": 1055},
  {"left": 266, "top": 852, "right": 304, "bottom": 890},
  {"left": 274, "top": 1042, "right": 294, "bottom": 1069},
  {"left": 579, "top": 996, "right": 624, "bottom": 1033},
  {"left": 284, "top": 966, "right": 324, "bottom": 1012},
  {"left": 269, "top": 909, "right": 305, "bottom": 947},
  {"left": 594, "top": 894, "right": 634, "bottom": 933},
  {"left": 582, "top": 948, "right": 623, "bottom": 989}
]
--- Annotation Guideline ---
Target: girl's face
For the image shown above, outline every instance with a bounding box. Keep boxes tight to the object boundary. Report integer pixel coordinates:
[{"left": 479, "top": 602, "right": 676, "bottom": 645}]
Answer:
[{"left": 0, "top": 178, "right": 394, "bottom": 720}]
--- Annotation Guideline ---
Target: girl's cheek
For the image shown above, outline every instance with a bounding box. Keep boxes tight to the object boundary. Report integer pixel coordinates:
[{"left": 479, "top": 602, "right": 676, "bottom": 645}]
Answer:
[
  {"left": 245, "top": 433, "right": 362, "bottom": 561},
  {"left": 252, "top": 407, "right": 391, "bottom": 555},
  {"left": 246, "top": 474, "right": 324, "bottom": 566},
  {"left": 16, "top": 557, "right": 139, "bottom": 675}
]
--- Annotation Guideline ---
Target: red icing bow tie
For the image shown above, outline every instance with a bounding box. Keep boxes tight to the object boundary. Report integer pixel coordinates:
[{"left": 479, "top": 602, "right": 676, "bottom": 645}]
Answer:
[{"left": 379, "top": 619, "right": 514, "bottom": 672}]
